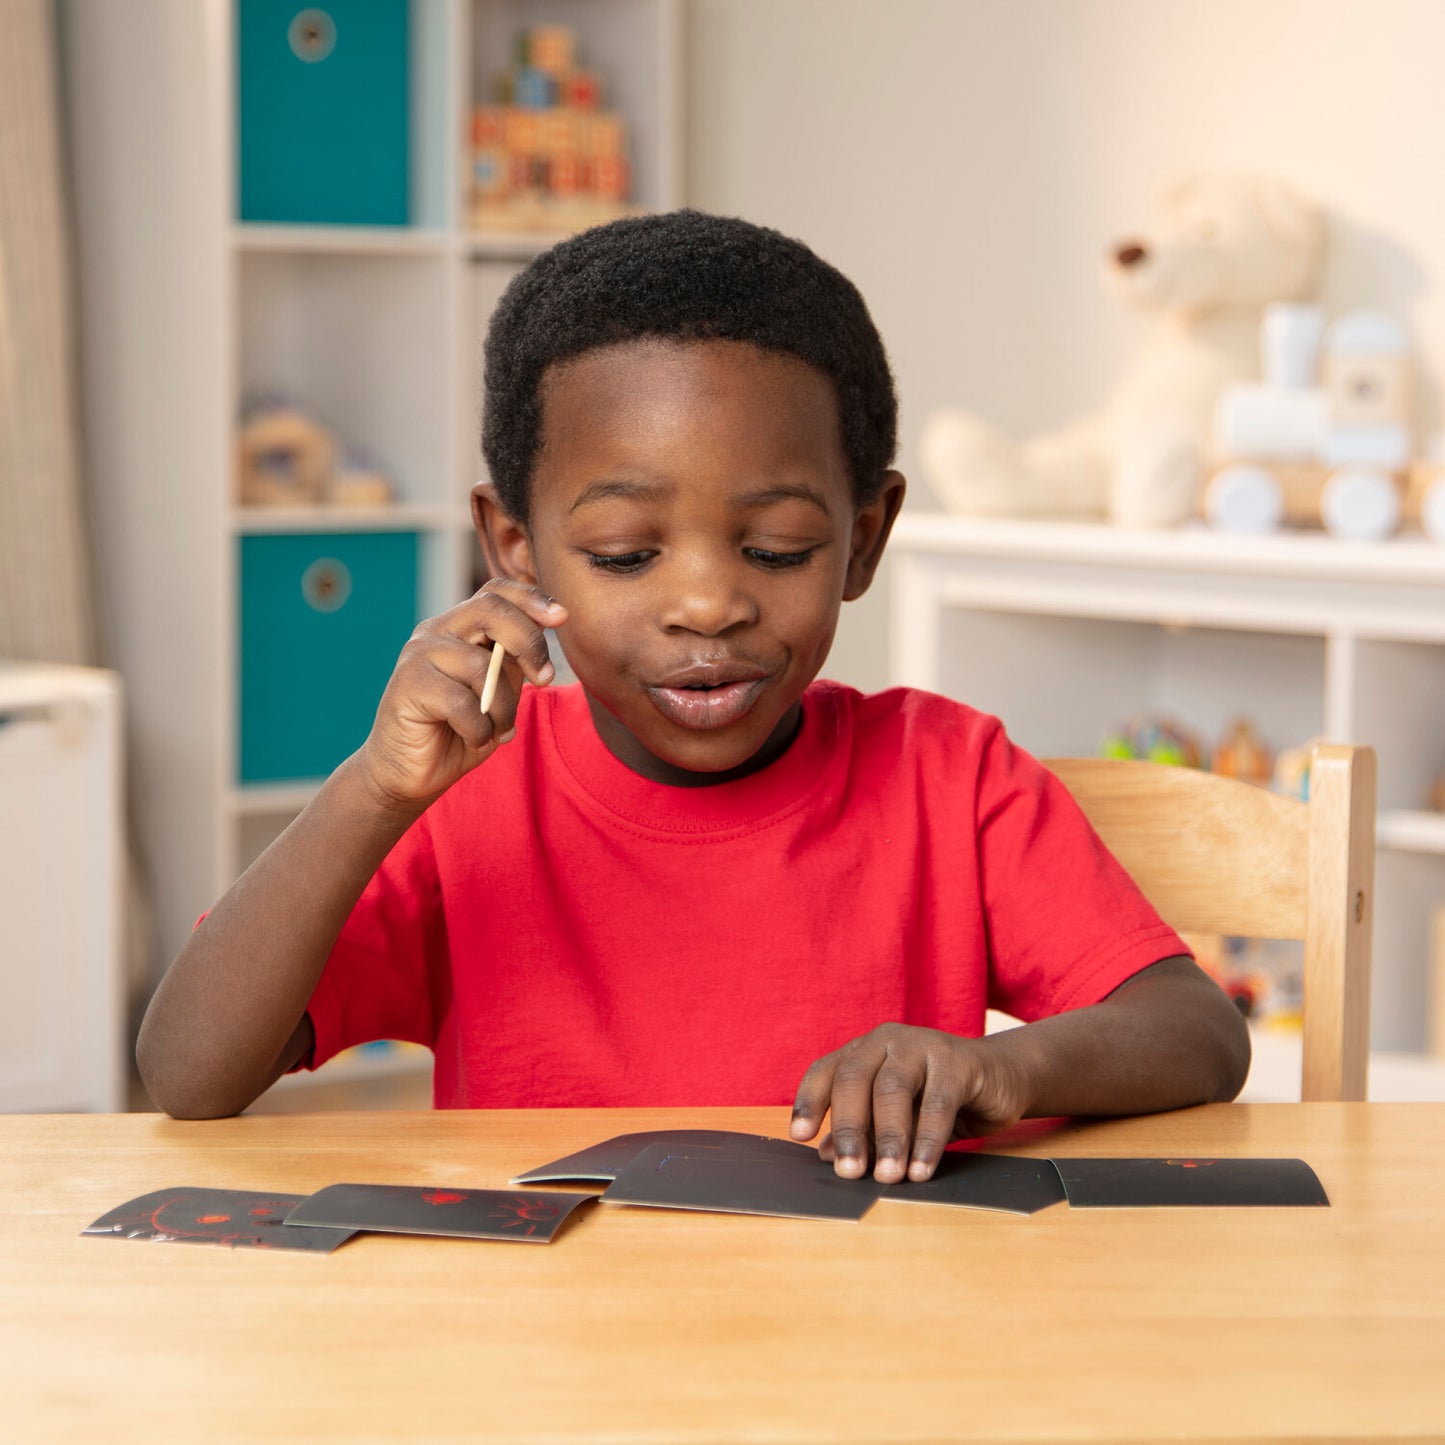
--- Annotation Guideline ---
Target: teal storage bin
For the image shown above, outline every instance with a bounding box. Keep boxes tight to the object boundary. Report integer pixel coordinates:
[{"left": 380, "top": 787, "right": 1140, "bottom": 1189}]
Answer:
[
  {"left": 238, "top": 0, "right": 410, "bottom": 225},
  {"left": 239, "top": 531, "right": 419, "bottom": 783}
]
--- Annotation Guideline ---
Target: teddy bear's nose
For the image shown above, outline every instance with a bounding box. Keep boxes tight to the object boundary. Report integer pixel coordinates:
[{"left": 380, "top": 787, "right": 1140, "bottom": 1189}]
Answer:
[{"left": 1114, "top": 242, "right": 1149, "bottom": 268}]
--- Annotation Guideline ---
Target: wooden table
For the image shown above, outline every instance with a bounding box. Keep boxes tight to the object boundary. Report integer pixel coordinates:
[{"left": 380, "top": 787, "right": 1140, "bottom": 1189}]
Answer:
[{"left": 5, "top": 1105, "right": 1444, "bottom": 1443}]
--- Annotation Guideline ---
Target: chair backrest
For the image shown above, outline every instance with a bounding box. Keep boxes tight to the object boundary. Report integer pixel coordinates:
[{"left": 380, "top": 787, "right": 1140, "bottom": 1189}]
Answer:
[{"left": 1044, "top": 745, "right": 1377, "bottom": 1102}]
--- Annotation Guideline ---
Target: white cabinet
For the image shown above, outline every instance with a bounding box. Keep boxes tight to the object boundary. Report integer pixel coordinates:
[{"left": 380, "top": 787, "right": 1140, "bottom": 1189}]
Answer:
[
  {"left": 0, "top": 665, "right": 124, "bottom": 1112},
  {"left": 889, "top": 514, "right": 1445, "bottom": 1070},
  {"left": 62, "top": 0, "right": 681, "bottom": 1095}
]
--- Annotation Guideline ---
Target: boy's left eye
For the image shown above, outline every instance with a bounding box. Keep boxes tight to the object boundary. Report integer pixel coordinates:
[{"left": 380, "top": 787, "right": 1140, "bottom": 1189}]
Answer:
[
  {"left": 585, "top": 550, "right": 655, "bottom": 573},
  {"left": 745, "top": 547, "right": 816, "bottom": 569}
]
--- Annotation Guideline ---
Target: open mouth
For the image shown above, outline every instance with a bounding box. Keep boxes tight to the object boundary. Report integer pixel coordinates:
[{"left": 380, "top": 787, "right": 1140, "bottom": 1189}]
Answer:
[{"left": 646, "top": 676, "right": 769, "bottom": 731}]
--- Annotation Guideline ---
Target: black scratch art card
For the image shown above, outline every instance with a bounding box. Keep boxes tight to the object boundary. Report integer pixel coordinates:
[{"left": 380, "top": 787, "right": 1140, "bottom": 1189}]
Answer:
[
  {"left": 511, "top": 1128, "right": 816, "bottom": 1184},
  {"left": 601, "top": 1143, "right": 888, "bottom": 1222},
  {"left": 1051, "top": 1157, "right": 1330, "bottom": 1207},
  {"left": 283, "top": 1184, "right": 595, "bottom": 1241},
  {"left": 82, "top": 1188, "right": 355, "bottom": 1252},
  {"left": 883, "top": 1152, "right": 1067, "bottom": 1215}
]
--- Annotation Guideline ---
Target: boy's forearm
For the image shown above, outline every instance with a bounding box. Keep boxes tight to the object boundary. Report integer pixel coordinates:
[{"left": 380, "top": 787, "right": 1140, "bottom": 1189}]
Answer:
[
  {"left": 983, "top": 957, "right": 1252, "bottom": 1120},
  {"left": 136, "top": 752, "right": 427, "bottom": 1119}
]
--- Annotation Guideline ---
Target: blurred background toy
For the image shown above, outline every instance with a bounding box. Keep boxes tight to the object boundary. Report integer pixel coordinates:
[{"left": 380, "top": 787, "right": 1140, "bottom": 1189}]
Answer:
[
  {"left": 1410, "top": 457, "right": 1445, "bottom": 543},
  {"left": 237, "top": 399, "right": 333, "bottom": 507},
  {"left": 471, "top": 25, "right": 637, "bottom": 234},
  {"left": 1099, "top": 714, "right": 1204, "bottom": 768},
  {"left": 237, "top": 396, "right": 393, "bottom": 508},
  {"left": 1429, "top": 771, "right": 1445, "bottom": 813},
  {"left": 919, "top": 172, "right": 1325, "bottom": 527},
  {"left": 1205, "top": 305, "right": 1429, "bottom": 540},
  {"left": 1272, "top": 737, "right": 1320, "bottom": 801},
  {"left": 329, "top": 447, "right": 393, "bottom": 508},
  {"left": 1211, "top": 718, "right": 1272, "bottom": 785}
]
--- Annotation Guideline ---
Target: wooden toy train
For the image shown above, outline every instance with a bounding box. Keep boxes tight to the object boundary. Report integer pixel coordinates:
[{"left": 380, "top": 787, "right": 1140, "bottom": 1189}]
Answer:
[{"left": 1205, "top": 304, "right": 1445, "bottom": 542}]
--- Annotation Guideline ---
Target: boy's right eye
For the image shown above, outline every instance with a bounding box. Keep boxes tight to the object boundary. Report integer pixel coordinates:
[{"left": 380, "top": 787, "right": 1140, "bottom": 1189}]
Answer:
[{"left": 584, "top": 550, "right": 654, "bottom": 574}]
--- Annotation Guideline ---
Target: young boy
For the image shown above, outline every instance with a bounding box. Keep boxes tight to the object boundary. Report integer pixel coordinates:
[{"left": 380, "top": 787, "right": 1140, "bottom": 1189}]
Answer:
[{"left": 138, "top": 210, "right": 1249, "bottom": 1184}]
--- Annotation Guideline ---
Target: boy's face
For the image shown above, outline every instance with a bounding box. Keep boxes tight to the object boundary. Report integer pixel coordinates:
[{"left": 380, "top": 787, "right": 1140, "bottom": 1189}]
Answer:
[{"left": 476, "top": 338, "right": 903, "bottom": 785}]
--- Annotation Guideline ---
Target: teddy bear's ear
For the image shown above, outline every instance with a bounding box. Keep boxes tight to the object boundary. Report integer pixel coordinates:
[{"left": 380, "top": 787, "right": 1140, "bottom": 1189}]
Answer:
[{"left": 1253, "top": 179, "right": 1328, "bottom": 295}]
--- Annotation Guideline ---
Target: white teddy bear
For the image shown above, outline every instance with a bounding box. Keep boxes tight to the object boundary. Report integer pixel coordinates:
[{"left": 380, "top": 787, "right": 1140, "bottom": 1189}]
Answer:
[{"left": 919, "top": 173, "right": 1327, "bottom": 527}]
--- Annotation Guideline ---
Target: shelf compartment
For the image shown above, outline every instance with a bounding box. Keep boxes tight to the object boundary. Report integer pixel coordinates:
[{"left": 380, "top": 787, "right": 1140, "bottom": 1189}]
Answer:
[
  {"left": 467, "top": 0, "right": 682, "bottom": 225},
  {"left": 236, "top": 0, "right": 458, "bottom": 229},
  {"left": 237, "top": 0, "right": 412, "bottom": 226},
  {"left": 238, "top": 250, "right": 452, "bottom": 510},
  {"left": 1351, "top": 638, "right": 1445, "bottom": 814},
  {"left": 934, "top": 610, "right": 1326, "bottom": 764},
  {"left": 237, "top": 530, "right": 420, "bottom": 785}
]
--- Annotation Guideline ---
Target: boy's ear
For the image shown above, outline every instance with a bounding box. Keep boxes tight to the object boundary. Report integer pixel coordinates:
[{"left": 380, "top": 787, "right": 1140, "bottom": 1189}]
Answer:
[
  {"left": 843, "top": 470, "right": 907, "bottom": 600},
  {"left": 471, "top": 481, "right": 538, "bottom": 585}
]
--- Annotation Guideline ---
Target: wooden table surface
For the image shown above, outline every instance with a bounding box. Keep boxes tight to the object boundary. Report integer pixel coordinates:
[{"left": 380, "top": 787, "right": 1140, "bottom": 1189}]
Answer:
[{"left": 5, "top": 1104, "right": 1444, "bottom": 1443}]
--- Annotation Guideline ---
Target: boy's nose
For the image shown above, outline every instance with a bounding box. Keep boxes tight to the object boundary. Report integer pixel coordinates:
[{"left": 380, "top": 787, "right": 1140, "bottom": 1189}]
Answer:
[{"left": 660, "top": 561, "right": 759, "bottom": 636}]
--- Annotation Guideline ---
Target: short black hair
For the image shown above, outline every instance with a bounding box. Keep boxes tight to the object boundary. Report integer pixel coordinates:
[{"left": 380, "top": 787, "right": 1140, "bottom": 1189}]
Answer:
[{"left": 481, "top": 209, "right": 897, "bottom": 524}]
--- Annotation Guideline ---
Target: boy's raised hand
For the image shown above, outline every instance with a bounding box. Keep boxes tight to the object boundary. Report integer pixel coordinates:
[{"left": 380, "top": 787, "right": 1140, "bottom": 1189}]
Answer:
[
  {"left": 359, "top": 579, "right": 566, "bottom": 808},
  {"left": 789, "top": 1023, "right": 1034, "bottom": 1184}
]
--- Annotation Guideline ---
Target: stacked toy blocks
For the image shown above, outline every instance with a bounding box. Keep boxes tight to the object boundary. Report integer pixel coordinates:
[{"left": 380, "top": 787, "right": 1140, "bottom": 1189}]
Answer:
[{"left": 471, "top": 25, "right": 636, "bottom": 234}]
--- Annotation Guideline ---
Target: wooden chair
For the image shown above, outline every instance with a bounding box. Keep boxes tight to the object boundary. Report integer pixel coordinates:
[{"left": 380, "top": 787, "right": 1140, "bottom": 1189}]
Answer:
[{"left": 1045, "top": 745, "right": 1377, "bottom": 1102}]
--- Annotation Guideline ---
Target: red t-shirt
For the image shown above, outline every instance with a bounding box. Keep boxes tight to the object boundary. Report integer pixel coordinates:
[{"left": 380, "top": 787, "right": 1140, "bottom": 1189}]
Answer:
[{"left": 301, "top": 681, "right": 1185, "bottom": 1107}]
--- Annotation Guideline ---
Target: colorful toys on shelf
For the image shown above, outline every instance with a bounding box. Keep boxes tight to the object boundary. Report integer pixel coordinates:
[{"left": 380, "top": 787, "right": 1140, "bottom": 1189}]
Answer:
[
  {"left": 1211, "top": 718, "right": 1272, "bottom": 786},
  {"left": 1099, "top": 715, "right": 1204, "bottom": 768},
  {"left": 237, "top": 396, "right": 394, "bottom": 509},
  {"left": 1206, "top": 303, "right": 1445, "bottom": 541},
  {"left": 471, "top": 25, "right": 638, "bottom": 235},
  {"left": 1272, "top": 737, "right": 1319, "bottom": 802},
  {"left": 1100, "top": 715, "right": 1276, "bottom": 787}
]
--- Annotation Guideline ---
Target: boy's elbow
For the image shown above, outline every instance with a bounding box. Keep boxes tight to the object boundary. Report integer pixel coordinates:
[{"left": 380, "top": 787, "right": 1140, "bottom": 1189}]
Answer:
[
  {"left": 135, "top": 1030, "right": 245, "bottom": 1121},
  {"left": 1204, "top": 996, "right": 1252, "bottom": 1103}
]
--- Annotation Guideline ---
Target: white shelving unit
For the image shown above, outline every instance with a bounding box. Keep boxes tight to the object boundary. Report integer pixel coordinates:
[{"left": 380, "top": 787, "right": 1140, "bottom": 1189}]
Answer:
[
  {"left": 62, "top": 0, "right": 682, "bottom": 1098},
  {"left": 890, "top": 513, "right": 1445, "bottom": 1086}
]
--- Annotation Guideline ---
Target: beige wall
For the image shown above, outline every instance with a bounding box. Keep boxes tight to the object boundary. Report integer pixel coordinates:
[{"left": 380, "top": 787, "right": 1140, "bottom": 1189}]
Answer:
[{"left": 686, "top": 0, "right": 1445, "bottom": 688}]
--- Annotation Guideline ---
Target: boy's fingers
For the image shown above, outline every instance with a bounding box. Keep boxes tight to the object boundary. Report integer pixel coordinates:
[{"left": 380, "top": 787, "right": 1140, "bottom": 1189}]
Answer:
[
  {"left": 907, "top": 1079, "right": 963, "bottom": 1182},
  {"left": 473, "top": 579, "right": 567, "bottom": 677},
  {"left": 822, "top": 1048, "right": 882, "bottom": 1178},
  {"left": 441, "top": 685, "right": 497, "bottom": 752},
  {"left": 478, "top": 575, "right": 568, "bottom": 624},
  {"left": 423, "top": 641, "right": 521, "bottom": 735},
  {"left": 391, "top": 669, "right": 497, "bottom": 753},
  {"left": 789, "top": 1054, "right": 838, "bottom": 1142},
  {"left": 471, "top": 594, "right": 555, "bottom": 683},
  {"left": 432, "top": 583, "right": 564, "bottom": 685},
  {"left": 870, "top": 1057, "right": 924, "bottom": 1183}
]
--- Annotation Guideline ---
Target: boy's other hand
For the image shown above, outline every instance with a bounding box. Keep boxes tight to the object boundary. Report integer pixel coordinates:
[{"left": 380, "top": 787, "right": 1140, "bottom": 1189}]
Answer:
[
  {"left": 359, "top": 579, "right": 567, "bottom": 809},
  {"left": 789, "top": 1024, "right": 1033, "bottom": 1184}
]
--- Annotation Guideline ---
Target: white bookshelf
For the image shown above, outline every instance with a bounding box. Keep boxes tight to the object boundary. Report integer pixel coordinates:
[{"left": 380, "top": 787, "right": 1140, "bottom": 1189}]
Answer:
[
  {"left": 891, "top": 513, "right": 1445, "bottom": 1086},
  {"left": 62, "top": 0, "right": 682, "bottom": 1097}
]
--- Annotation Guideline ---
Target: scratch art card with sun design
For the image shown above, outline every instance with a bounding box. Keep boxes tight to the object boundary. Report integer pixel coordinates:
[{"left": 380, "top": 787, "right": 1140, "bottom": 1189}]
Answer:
[
  {"left": 281, "top": 1183, "right": 596, "bottom": 1241},
  {"left": 82, "top": 1188, "right": 357, "bottom": 1252}
]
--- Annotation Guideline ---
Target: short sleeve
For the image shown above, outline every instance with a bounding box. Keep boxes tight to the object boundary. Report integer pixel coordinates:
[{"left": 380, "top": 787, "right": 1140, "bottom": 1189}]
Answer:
[
  {"left": 299, "top": 811, "right": 448, "bottom": 1071},
  {"left": 974, "top": 724, "right": 1188, "bottom": 1020}
]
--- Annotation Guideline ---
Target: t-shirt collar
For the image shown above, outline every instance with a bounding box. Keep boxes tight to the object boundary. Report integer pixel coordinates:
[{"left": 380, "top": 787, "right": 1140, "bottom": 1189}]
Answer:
[{"left": 544, "top": 681, "right": 841, "bottom": 835}]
